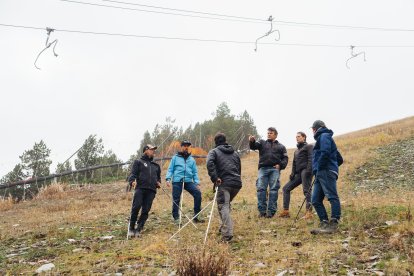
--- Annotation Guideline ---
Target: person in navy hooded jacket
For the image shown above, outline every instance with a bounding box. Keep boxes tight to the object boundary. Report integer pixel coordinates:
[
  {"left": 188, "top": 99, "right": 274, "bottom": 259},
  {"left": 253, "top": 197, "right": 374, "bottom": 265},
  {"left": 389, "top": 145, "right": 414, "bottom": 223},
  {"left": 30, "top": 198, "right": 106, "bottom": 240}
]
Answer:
[
  {"left": 166, "top": 140, "right": 204, "bottom": 224},
  {"left": 310, "top": 120, "right": 343, "bottom": 234}
]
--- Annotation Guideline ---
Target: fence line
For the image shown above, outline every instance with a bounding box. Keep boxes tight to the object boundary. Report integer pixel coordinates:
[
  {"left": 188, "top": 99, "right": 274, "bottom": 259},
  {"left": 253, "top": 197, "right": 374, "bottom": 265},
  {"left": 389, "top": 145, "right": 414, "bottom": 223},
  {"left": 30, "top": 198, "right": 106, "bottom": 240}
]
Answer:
[
  {"left": 0, "top": 148, "right": 252, "bottom": 190},
  {"left": 0, "top": 155, "right": 206, "bottom": 190}
]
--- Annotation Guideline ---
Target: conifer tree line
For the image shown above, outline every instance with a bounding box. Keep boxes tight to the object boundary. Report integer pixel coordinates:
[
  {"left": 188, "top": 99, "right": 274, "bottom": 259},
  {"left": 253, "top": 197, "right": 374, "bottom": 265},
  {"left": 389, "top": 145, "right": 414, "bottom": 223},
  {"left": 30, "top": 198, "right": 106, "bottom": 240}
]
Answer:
[
  {"left": 1, "top": 102, "right": 258, "bottom": 195},
  {"left": 133, "top": 102, "right": 258, "bottom": 160}
]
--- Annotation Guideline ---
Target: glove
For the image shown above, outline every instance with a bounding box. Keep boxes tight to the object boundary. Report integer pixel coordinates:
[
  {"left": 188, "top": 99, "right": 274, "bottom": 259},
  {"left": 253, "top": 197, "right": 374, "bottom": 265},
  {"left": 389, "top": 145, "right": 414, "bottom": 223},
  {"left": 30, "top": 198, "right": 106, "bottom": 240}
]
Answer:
[{"left": 213, "top": 178, "right": 222, "bottom": 192}]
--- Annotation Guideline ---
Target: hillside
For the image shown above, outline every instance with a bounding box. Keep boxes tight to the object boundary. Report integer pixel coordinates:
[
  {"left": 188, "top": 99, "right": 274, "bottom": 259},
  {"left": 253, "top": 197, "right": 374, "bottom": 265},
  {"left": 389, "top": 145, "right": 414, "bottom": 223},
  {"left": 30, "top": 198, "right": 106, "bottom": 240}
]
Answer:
[{"left": 1, "top": 116, "right": 414, "bottom": 275}]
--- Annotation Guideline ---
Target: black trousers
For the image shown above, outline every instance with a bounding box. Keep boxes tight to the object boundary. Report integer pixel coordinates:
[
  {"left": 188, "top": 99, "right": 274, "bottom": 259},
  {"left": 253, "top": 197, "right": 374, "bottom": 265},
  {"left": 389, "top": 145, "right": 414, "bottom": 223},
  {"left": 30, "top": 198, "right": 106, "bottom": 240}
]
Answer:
[
  {"left": 282, "top": 169, "right": 313, "bottom": 211},
  {"left": 129, "top": 188, "right": 156, "bottom": 230}
]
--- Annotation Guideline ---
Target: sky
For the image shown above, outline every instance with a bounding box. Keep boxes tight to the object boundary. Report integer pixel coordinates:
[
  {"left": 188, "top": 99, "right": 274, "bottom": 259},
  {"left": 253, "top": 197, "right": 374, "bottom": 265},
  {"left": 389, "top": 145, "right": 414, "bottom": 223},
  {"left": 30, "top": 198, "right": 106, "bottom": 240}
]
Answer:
[{"left": 1, "top": 0, "right": 414, "bottom": 178}]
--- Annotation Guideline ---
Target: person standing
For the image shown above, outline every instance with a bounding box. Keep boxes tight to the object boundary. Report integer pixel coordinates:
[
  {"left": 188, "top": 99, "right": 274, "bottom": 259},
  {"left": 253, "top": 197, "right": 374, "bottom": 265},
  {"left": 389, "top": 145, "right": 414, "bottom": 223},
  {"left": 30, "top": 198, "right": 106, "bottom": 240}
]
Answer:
[
  {"left": 166, "top": 140, "right": 203, "bottom": 224},
  {"left": 310, "top": 120, "right": 344, "bottom": 234},
  {"left": 249, "top": 127, "right": 288, "bottom": 218},
  {"left": 128, "top": 144, "right": 161, "bottom": 238},
  {"left": 280, "top": 132, "right": 314, "bottom": 219},
  {"left": 207, "top": 133, "right": 242, "bottom": 242}
]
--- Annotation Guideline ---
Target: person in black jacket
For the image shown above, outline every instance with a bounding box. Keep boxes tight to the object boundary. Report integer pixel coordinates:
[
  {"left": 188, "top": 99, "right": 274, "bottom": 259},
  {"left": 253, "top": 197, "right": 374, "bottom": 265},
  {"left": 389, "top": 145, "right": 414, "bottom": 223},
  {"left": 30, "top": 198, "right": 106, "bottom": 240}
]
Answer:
[
  {"left": 127, "top": 144, "right": 161, "bottom": 237},
  {"left": 249, "top": 127, "right": 288, "bottom": 218},
  {"left": 207, "top": 133, "right": 242, "bottom": 242},
  {"left": 280, "top": 132, "right": 314, "bottom": 219}
]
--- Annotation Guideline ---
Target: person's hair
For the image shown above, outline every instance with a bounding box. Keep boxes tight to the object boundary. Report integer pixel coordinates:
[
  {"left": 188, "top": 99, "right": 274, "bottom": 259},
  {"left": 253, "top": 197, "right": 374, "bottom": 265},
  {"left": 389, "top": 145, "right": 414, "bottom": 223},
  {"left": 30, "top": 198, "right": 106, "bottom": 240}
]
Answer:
[
  {"left": 214, "top": 132, "right": 226, "bottom": 145},
  {"left": 297, "top": 131, "right": 307, "bottom": 141},
  {"left": 267, "top": 127, "right": 278, "bottom": 135}
]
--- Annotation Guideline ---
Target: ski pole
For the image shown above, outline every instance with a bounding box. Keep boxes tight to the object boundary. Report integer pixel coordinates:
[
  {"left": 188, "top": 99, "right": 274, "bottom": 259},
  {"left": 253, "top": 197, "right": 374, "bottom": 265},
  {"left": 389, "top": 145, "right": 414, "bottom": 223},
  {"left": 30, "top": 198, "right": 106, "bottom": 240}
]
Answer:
[
  {"left": 291, "top": 177, "right": 316, "bottom": 227},
  {"left": 167, "top": 199, "right": 214, "bottom": 242},
  {"left": 126, "top": 181, "right": 136, "bottom": 240},
  {"left": 160, "top": 186, "right": 197, "bottom": 229},
  {"left": 204, "top": 184, "right": 219, "bottom": 245}
]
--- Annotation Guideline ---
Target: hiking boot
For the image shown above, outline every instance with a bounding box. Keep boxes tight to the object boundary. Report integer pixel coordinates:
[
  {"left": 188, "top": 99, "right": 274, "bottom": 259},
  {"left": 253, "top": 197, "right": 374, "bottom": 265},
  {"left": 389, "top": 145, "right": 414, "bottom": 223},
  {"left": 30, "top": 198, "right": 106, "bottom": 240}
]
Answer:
[
  {"left": 221, "top": 236, "right": 233, "bottom": 243},
  {"left": 194, "top": 217, "right": 205, "bottom": 223},
  {"left": 301, "top": 210, "right": 313, "bottom": 220},
  {"left": 310, "top": 220, "right": 329, "bottom": 235},
  {"left": 173, "top": 218, "right": 180, "bottom": 225},
  {"left": 311, "top": 219, "right": 339, "bottom": 235},
  {"left": 279, "top": 209, "right": 290, "bottom": 218},
  {"left": 137, "top": 224, "right": 144, "bottom": 233},
  {"left": 258, "top": 213, "right": 266, "bottom": 218},
  {"left": 265, "top": 213, "right": 275, "bottom": 218},
  {"left": 127, "top": 228, "right": 137, "bottom": 238},
  {"left": 328, "top": 218, "right": 339, "bottom": 232}
]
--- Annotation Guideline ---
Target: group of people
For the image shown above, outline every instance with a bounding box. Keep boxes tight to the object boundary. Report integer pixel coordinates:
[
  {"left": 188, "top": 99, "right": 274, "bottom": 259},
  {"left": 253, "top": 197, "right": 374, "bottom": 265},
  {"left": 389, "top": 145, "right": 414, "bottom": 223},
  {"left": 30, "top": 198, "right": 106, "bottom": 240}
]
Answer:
[{"left": 127, "top": 120, "right": 343, "bottom": 240}]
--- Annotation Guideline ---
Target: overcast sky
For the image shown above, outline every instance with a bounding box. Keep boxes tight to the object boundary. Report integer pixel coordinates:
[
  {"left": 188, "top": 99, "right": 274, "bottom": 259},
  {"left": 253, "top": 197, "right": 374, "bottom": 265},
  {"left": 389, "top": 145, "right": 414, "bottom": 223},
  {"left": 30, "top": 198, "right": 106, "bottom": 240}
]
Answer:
[{"left": 1, "top": 0, "right": 413, "bottom": 178}]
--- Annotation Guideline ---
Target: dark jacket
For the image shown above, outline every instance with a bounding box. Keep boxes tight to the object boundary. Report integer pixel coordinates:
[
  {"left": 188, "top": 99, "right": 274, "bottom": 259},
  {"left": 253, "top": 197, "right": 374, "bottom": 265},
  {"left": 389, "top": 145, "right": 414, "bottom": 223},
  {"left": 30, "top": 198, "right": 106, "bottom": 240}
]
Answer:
[
  {"left": 312, "top": 128, "right": 343, "bottom": 175},
  {"left": 292, "top": 142, "right": 313, "bottom": 175},
  {"left": 249, "top": 139, "right": 288, "bottom": 170},
  {"left": 128, "top": 154, "right": 161, "bottom": 192},
  {"left": 207, "top": 144, "right": 242, "bottom": 188}
]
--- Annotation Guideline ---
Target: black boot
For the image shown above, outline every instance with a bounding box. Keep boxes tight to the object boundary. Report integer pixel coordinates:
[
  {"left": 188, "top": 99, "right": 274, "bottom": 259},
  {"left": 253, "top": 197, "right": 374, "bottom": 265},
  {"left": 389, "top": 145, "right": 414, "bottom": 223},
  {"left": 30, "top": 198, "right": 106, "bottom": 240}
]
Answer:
[
  {"left": 136, "top": 223, "right": 144, "bottom": 237},
  {"left": 128, "top": 221, "right": 136, "bottom": 238},
  {"left": 310, "top": 220, "right": 329, "bottom": 235}
]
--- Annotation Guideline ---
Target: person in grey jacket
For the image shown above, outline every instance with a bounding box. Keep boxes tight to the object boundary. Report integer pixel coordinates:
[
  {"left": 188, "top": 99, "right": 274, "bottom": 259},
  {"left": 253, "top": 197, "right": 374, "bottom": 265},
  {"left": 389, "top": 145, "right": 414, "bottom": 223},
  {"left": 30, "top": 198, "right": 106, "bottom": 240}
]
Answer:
[
  {"left": 207, "top": 133, "right": 242, "bottom": 242},
  {"left": 280, "top": 132, "right": 314, "bottom": 219}
]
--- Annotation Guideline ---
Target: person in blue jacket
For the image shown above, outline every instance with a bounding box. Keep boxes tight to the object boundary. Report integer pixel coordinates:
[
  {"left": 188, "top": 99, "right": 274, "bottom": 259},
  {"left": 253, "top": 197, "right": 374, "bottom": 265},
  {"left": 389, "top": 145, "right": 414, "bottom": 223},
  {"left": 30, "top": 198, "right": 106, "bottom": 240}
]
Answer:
[
  {"left": 310, "top": 120, "right": 344, "bottom": 235},
  {"left": 166, "top": 140, "right": 204, "bottom": 224}
]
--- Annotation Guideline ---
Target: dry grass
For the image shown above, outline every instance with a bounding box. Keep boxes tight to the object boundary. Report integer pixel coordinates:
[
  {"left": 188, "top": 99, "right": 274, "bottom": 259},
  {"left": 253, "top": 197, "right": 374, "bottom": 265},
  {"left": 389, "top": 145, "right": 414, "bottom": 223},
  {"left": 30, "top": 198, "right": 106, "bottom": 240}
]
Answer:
[
  {"left": 0, "top": 196, "right": 14, "bottom": 211},
  {"left": 175, "top": 245, "right": 230, "bottom": 276},
  {"left": 335, "top": 116, "right": 414, "bottom": 179},
  {"left": 35, "top": 182, "right": 68, "bottom": 200},
  {"left": 1, "top": 116, "right": 414, "bottom": 274}
]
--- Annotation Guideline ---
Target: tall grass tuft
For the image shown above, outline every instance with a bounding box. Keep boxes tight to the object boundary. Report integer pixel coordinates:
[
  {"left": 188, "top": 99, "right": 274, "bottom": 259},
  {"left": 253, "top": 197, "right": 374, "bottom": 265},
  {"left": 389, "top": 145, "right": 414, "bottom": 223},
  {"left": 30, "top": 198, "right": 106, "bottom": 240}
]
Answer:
[
  {"left": 35, "top": 183, "right": 68, "bottom": 200},
  {"left": 175, "top": 245, "right": 230, "bottom": 276},
  {"left": 0, "top": 196, "right": 14, "bottom": 211}
]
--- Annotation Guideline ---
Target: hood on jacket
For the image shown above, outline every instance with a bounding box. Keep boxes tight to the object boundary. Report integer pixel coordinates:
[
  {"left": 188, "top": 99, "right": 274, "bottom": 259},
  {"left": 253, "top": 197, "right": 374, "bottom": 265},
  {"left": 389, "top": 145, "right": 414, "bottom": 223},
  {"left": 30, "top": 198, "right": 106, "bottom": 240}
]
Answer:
[
  {"left": 314, "top": 127, "right": 334, "bottom": 140},
  {"left": 216, "top": 144, "right": 235, "bottom": 154}
]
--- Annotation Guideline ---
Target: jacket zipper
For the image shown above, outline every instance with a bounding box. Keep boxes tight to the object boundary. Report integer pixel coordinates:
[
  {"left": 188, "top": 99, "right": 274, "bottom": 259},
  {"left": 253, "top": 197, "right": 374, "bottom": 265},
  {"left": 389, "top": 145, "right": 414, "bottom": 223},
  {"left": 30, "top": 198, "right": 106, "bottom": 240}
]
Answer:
[{"left": 149, "top": 162, "right": 152, "bottom": 185}]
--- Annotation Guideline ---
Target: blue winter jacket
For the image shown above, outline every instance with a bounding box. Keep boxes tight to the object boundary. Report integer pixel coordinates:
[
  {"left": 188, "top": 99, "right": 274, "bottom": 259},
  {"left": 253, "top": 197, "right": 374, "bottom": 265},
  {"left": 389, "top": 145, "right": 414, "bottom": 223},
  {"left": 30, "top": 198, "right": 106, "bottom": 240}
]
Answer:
[
  {"left": 165, "top": 152, "right": 200, "bottom": 184},
  {"left": 312, "top": 128, "right": 343, "bottom": 175}
]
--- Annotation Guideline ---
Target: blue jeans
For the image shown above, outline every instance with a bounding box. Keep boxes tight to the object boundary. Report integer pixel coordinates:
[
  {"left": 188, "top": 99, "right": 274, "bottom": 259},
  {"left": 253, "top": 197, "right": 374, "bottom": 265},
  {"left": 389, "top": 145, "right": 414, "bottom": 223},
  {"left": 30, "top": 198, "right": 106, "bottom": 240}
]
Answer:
[
  {"left": 311, "top": 170, "right": 341, "bottom": 221},
  {"left": 172, "top": 182, "right": 202, "bottom": 219},
  {"left": 256, "top": 167, "right": 280, "bottom": 215}
]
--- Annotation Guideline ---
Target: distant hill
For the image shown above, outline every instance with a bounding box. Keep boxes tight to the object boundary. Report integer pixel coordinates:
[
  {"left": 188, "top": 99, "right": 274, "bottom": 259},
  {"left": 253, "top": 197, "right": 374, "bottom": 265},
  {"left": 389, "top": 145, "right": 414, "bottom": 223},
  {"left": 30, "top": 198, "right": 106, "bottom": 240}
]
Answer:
[{"left": 1, "top": 116, "right": 413, "bottom": 275}]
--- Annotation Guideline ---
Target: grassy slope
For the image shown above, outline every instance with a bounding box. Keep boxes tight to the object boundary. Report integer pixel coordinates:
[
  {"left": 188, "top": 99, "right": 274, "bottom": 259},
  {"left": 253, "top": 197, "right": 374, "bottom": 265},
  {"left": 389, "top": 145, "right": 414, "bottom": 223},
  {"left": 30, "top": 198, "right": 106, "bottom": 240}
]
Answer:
[{"left": 1, "top": 116, "right": 413, "bottom": 275}]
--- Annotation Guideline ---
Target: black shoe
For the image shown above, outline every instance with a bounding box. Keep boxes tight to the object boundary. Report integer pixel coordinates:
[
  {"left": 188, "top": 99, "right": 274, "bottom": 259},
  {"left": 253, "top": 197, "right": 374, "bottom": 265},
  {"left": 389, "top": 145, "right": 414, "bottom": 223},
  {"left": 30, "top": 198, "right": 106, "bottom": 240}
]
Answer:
[
  {"left": 221, "top": 236, "right": 233, "bottom": 242},
  {"left": 137, "top": 224, "right": 144, "bottom": 233},
  {"left": 127, "top": 228, "right": 137, "bottom": 238},
  {"left": 194, "top": 217, "right": 205, "bottom": 223},
  {"left": 258, "top": 213, "right": 266, "bottom": 218},
  {"left": 265, "top": 213, "right": 274, "bottom": 218}
]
